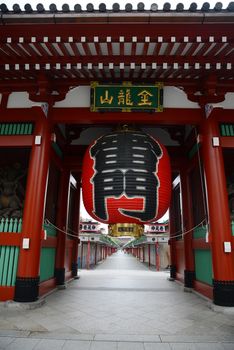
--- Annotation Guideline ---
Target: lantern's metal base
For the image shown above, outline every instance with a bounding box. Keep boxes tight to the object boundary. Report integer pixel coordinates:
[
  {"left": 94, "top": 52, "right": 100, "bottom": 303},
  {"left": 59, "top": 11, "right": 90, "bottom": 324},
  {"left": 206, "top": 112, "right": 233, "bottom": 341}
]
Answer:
[{"left": 109, "top": 223, "right": 144, "bottom": 238}]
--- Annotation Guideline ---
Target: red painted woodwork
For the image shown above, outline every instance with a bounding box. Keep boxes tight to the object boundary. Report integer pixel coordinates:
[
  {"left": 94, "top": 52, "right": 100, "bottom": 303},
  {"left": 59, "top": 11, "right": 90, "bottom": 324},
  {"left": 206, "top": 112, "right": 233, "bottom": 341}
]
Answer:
[
  {"left": 80, "top": 242, "right": 83, "bottom": 268},
  {"left": 65, "top": 241, "right": 73, "bottom": 274},
  {"left": 52, "top": 108, "right": 202, "bottom": 126},
  {"left": 175, "top": 240, "right": 185, "bottom": 279},
  {"left": 200, "top": 117, "right": 234, "bottom": 281},
  {"left": 1, "top": 23, "right": 234, "bottom": 40},
  {"left": 55, "top": 169, "right": 70, "bottom": 272},
  {"left": 82, "top": 132, "right": 171, "bottom": 224},
  {"left": 0, "top": 233, "right": 21, "bottom": 246},
  {"left": 0, "top": 136, "right": 33, "bottom": 148},
  {"left": 155, "top": 242, "right": 160, "bottom": 271},
  {"left": 71, "top": 180, "right": 81, "bottom": 273},
  {"left": 0, "top": 286, "right": 15, "bottom": 301},
  {"left": 3, "top": 54, "right": 234, "bottom": 67},
  {"left": 221, "top": 137, "right": 234, "bottom": 149},
  {"left": 180, "top": 166, "right": 195, "bottom": 273},
  {"left": 16, "top": 108, "right": 51, "bottom": 278},
  {"left": 0, "top": 109, "right": 37, "bottom": 122},
  {"left": 169, "top": 201, "right": 177, "bottom": 274},
  {"left": 95, "top": 244, "right": 97, "bottom": 265},
  {"left": 41, "top": 236, "right": 57, "bottom": 248},
  {"left": 39, "top": 278, "right": 56, "bottom": 297},
  {"left": 87, "top": 241, "right": 90, "bottom": 269},
  {"left": 194, "top": 280, "right": 213, "bottom": 300},
  {"left": 192, "top": 239, "right": 211, "bottom": 250},
  {"left": 148, "top": 244, "right": 151, "bottom": 268}
]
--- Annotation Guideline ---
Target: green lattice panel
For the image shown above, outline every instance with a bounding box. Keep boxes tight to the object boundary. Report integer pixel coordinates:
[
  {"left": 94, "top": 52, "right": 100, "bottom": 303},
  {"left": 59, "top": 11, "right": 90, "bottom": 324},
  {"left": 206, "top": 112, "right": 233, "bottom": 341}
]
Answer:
[
  {"left": 194, "top": 249, "right": 213, "bottom": 285},
  {"left": 39, "top": 248, "right": 56, "bottom": 282},
  {"left": 0, "top": 123, "right": 33, "bottom": 135},
  {"left": 220, "top": 124, "right": 234, "bottom": 136},
  {"left": 0, "top": 218, "right": 22, "bottom": 287}
]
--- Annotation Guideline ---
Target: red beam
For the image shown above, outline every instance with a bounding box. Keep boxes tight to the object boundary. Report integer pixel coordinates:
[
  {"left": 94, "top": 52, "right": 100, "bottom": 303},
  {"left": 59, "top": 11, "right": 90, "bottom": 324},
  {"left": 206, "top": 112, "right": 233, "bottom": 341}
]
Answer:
[
  {"left": 221, "top": 137, "right": 234, "bottom": 148},
  {"left": 0, "top": 135, "right": 34, "bottom": 147},
  {"left": 0, "top": 286, "right": 15, "bottom": 301},
  {"left": 0, "top": 108, "right": 36, "bottom": 122},
  {"left": 192, "top": 238, "right": 211, "bottom": 250},
  {"left": 1, "top": 54, "right": 233, "bottom": 65},
  {"left": 42, "top": 236, "right": 57, "bottom": 248},
  {"left": 194, "top": 280, "right": 213, "bottom": 300},
  {"left": 1, "top": 23, "right": 234, "bottom": 41},
  {"left": 51, "top": 107, "right": 202, "bottom": 125},
  {"left": 39, "top": 278, "right": 56, "bottom": 297},
  {"left": 0, "top": 233, "right": 21, "bottom": 246},
  {"left": 1, "top": 79, "right": 234, "bottom": 94}
]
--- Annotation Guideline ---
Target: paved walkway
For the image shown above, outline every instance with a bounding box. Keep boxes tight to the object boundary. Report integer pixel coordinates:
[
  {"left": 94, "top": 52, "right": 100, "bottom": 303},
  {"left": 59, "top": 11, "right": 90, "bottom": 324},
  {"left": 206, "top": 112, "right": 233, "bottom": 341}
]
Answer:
[{"left": 0, "top": 251, "right": 234, "bottom": 349}]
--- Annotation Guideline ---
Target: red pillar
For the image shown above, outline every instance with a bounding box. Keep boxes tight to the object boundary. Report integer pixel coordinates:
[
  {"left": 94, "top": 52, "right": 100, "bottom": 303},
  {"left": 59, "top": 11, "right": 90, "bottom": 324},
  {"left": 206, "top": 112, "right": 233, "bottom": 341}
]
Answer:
[
  {"left": 143, "top": 246, "right": 145, "bottom": 263},
  {"left": 80, "top": 242, "right": 83, "bottom": 268},
  {"left": 180, "top": 165, "right": 195, "bottom": 288},
  {"left": 87, "top": 241, "right": 90, "bottom": 269},
  {"left": 155, "top": 242, "right": 160, "bottom": 271},
  {"left": 201, "top": 117, "right": 234, "bottom": 306},
  {"left": 71, "top": 178, "right": 81, "bottom": 279},
  {"left": 169, "top": 201, "right": 177, "bottom": 280},
  {"left": 14, "top": 110, "right": 51, "bottom": 302},
  {"left": 148, "top": 244, "right": 151, "bottom": 268},
  {"left": 94, "top": 243, "right": 97, "bottom": 265},
  {"left": 55, "top": 169, "right": 70, "bottom": 285}
]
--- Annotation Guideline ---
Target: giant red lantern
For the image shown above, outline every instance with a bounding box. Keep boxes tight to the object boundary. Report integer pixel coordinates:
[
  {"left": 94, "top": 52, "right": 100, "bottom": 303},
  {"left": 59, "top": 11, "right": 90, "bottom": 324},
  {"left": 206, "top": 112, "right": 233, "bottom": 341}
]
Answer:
[{"left": 82, "top": 129, "right": 171, "bottom": 224}]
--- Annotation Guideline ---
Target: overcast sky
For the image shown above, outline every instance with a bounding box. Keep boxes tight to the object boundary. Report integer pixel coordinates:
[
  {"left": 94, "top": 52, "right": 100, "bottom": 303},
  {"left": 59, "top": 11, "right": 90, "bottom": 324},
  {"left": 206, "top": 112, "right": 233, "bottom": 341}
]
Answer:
[{"left": 4, "top": 0, "right": 233, "bottom": 11}]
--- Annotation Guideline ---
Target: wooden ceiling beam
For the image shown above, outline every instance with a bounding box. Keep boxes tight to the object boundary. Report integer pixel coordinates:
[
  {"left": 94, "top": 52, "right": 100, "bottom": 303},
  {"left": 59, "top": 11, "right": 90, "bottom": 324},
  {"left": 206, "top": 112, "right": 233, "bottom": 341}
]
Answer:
[
  {"left": 1, "top": 23, "right": 234, "bottom": 41},
  {"left": 51, "top": 107, "right": 203, "bottom": 125},
  {"left": 1, "top": 55, "right": 233, "bottom": 65}
]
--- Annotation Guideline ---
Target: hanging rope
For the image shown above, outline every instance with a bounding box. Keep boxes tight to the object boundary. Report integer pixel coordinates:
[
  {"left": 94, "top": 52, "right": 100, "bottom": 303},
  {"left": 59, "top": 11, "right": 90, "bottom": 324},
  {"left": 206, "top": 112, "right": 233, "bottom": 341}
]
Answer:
[
  {"left": 194, "top": 126, "right": 209, "bottom": 230},
  {"left": 44, "top": 218, "right": 79, "bottom": 238},
  {"left": 169, "top": 126, "right": 210, "bottom": 240},
  {"left": 169, "top": 218, "right": 207, "bottom": 240}
]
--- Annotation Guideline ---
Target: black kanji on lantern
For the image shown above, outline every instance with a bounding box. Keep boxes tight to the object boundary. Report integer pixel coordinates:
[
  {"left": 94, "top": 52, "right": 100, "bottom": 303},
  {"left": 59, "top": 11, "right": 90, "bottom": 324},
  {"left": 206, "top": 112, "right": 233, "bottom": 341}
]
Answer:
[{"left": 90, "top": 131, "right": 162, "bottom": 222}]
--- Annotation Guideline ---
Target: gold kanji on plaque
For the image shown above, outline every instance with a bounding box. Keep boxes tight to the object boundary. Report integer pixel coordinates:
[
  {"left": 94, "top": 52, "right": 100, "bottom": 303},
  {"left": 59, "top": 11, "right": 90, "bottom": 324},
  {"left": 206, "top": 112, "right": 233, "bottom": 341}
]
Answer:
[
  {"left": 118, "top": 89, "right": 133, "bottom": 106},
  {"left": 137, "top": 90, "right": 153, "bottom": 106},
  {"left": 100, "top": 90, "right": 114, "bottom": 104}
]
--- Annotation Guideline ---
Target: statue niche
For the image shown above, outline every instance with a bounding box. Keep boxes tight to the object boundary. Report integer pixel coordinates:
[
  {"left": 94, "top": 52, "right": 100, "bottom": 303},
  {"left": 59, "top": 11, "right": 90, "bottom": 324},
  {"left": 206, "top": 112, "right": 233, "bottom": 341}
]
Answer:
[{"left": 0, "top": 163, "right": 26, "bottom": 219}]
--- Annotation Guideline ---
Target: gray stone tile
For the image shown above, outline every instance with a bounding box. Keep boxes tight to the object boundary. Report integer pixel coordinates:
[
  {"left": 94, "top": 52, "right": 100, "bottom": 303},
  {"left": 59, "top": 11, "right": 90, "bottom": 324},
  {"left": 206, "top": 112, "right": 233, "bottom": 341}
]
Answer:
[
  {"left": 1, "top": 251, "right": 234, "bottom": 350},
  {"left": 117, "top": 342, "right": 144, "bottom": 350},
  {"left": 95, "top": 334, "right": 161, "bottom": 342},
  {"left": 222, "top": 344, "right": 234, "bottom": 350},
  {"left": 5, "top": 337, "right": 40, "bottom": 350},
  {"left": 195, "top": 344, "right": 225, "bottom": 350},
  {"left": 29, "top": 332, "right": 94, "bottom": 340},
  {"left": 63, "top": 340, "right": 91, "bottom": 350},
  {"left": 169, "top": 344, "right": 196, "bottom": 350},
  {"left": 0, "top": 337, "right": 14, "bottom": 349},
  {"left": 90, "top": 341, "right": 117, "bottom": 350},
  {"left": 0, "top": 331, "right": 30, "bottom": 337},
  {"left": 34, "top": 339, "right": 65, "bottom": 349},
  {"left": 161, "top": 336, "right": 222, "bottom": 343},
  {"left": 144, "top": 343, "right": 172, "bottom": 350}
]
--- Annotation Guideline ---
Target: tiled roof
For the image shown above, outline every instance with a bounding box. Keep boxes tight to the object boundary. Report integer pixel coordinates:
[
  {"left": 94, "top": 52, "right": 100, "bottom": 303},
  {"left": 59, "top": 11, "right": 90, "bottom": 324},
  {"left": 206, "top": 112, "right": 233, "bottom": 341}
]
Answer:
[{"left": 0, "top": 2, "right": 234, "bottom": 14}]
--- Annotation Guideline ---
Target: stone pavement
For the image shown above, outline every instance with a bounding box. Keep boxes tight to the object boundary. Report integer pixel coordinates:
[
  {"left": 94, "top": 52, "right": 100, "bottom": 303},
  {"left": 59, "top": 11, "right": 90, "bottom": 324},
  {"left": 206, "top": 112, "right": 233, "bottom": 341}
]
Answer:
[{"left": 0, "top": 251, "right": 234, "bottom": 349}]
